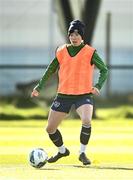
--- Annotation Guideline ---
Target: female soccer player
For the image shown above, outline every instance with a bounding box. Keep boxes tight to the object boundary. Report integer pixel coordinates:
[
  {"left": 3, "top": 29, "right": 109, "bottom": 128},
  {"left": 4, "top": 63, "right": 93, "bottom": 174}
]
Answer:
[{"left": 31, "top": 20, "right": 108, "bottom": 165}]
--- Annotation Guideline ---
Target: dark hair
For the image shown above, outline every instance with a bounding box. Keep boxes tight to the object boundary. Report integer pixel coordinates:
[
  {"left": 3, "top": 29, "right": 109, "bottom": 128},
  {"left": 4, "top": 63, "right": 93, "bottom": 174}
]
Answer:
[{"left": 68, "top": 20, "right": 85, "bottom": 39}]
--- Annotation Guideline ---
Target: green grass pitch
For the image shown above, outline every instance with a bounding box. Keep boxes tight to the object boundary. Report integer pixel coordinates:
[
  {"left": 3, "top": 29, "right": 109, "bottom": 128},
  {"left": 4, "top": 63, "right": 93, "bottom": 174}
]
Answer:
[{"left": 0, "top": 106, "right": 133, "bottom": 180}]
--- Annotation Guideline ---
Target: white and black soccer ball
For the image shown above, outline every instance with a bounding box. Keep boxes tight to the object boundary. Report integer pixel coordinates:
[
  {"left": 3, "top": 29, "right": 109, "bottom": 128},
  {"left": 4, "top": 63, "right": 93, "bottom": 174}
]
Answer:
[{"left": 29, "top": 148, "right": 48, "bottom": 168}]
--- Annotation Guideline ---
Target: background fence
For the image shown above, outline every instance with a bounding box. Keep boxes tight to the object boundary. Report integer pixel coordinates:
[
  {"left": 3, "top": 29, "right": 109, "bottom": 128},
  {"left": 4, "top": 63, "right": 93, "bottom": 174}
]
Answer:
[{"left": 0, "top": 0, "right": 133, "bottom": 96}]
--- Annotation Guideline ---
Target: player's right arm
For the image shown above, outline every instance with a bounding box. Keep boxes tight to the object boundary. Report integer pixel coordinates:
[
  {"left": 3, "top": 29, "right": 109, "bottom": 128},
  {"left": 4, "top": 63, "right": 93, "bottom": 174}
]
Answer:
[{"left": 31, "top": 58, "right": 59, "bottom": 97}]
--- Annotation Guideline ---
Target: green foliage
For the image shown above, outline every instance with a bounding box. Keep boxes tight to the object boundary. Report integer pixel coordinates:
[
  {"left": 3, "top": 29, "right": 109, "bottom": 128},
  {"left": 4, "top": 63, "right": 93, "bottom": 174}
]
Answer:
[{"left": 0, "top": 104, "right": 48, "bottom": 120}]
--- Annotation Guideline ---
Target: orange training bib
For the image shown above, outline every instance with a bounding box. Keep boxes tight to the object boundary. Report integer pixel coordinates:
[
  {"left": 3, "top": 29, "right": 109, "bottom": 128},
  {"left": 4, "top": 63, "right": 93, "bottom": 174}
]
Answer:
[{"left": 56, "top": 44, "right": 95, "bottom": 95}]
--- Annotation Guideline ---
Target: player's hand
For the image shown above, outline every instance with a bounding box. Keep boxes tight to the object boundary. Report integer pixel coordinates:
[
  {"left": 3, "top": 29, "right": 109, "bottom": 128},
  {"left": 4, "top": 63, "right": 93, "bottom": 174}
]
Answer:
[
  {"left": 31, "top": 89, "right": 39, "bottom": 97},
  {"left": 91, "top": 87, "right": 100, "bottom": 96}
]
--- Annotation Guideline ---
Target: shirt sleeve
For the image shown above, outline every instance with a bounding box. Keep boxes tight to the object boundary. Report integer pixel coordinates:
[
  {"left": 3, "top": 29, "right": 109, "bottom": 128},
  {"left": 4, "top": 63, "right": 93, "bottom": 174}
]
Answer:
[
  {"left": 91, "top": 51, "right": 108, "bottom": 90},
  {"left": 34, "top": 58, "right": 59, "bottom": 92}
]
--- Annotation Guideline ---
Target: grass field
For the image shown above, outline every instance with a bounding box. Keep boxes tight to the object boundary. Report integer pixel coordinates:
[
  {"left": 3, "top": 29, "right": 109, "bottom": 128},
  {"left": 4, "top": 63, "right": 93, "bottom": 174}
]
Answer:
[{"left": 0, "top": 105, "right": 133, "bottom": 180}]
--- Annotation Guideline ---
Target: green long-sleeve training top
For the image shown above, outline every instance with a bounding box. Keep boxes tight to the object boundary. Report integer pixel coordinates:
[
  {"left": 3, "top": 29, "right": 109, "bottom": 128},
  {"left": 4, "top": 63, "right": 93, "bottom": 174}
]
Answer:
[{"left": 35, "top": 44, "right": 108, "bottom": 96}]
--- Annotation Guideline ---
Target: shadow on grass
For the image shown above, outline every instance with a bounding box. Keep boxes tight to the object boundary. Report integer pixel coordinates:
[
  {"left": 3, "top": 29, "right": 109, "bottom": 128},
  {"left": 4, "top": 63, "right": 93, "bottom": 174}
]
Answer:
[
  {"left": 41, "top": 164, "right": 133, "bottom": 171},
  {"left": 73, "top": 165, "right": 133, "bottom": 171},
  {"left": 40, "top": 168, "right": 60, "bottom": 171}
]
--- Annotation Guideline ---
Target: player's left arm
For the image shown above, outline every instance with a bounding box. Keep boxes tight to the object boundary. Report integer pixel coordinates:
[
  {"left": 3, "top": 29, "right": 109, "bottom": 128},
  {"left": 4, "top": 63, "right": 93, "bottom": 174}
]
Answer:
[{"left": 91, "top": 51, "right": 108, "bottom": 92}]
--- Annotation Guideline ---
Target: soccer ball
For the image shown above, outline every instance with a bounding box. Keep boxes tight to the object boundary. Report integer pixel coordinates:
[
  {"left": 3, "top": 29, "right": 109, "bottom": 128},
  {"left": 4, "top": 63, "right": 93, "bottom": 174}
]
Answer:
[{"left": 29, "top": 148, "right": 48, "bottom": 168}]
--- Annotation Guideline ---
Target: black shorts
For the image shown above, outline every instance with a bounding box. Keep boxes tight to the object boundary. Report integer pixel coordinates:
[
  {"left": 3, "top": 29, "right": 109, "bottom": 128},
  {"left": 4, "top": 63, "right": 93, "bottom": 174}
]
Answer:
[{"left": 51, "top": 95, "right": 93, "bottom": 113}]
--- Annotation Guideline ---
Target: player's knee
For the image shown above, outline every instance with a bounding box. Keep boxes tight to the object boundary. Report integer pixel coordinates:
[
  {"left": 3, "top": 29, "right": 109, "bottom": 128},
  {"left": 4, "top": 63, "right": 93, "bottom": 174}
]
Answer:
[
  {"left": 82, "top": 116, "right": 91, "bottom": 126},
  {"left": 45, "top": 126, "right": 55, "bottom": 134}
]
